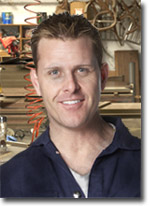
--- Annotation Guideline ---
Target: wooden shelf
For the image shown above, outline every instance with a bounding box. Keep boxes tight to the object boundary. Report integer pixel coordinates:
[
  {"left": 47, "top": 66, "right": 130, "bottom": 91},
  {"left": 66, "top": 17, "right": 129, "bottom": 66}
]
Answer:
[
  {"left": 0, "top": 24, "right": 36, "bottom": 26},
  {"left": 0, "top": 51, "right": 11, "bottom": 57},
  {"left": 0, "top": 24, "right": 36, "bottom": 61},
  {"left": 22, "top": 38, "right": 31, "bottom": 40},
  {"left": 100, "top": 102, "right": 141, "bottom": 118}
]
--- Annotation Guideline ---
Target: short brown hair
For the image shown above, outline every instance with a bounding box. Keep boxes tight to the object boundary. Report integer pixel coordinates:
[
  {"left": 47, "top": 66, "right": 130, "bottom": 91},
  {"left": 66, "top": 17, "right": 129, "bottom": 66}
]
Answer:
[{"left": 31, "top": 13, "right": 103, "bottom": 68}]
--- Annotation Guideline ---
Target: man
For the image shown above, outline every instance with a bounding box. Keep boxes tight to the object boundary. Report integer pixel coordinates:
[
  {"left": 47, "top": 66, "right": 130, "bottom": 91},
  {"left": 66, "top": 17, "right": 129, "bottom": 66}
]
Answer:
[{"left": 0, "top": 13, "right": 141, "bottom": 198}]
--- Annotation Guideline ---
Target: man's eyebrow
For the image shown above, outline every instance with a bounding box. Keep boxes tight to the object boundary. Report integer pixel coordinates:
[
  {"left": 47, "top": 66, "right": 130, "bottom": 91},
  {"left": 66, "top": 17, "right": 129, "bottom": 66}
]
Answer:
[
  {"left": 76, "top": 64, "right": 93, "bottom": 67},
  {"left": 43, "top": 64, "right": 95, "bottom": 71},
  {"left": 74, "top": 64, "right": 95, "bottom": 69},
  {"left": 74, "top": 64, "right": 96, "bottom": 70},
  {"left": 43, "top": 65, "right": 61, "bottom": 70}
]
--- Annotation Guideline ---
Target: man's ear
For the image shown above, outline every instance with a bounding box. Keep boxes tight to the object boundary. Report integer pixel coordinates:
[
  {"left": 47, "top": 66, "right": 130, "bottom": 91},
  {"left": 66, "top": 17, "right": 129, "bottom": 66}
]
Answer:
[
  {"left": 30, "top": 69, "right": 42, "bottom": 96},
  {"left": 101, "top": 63, "right": 109, "bottom": 91}
]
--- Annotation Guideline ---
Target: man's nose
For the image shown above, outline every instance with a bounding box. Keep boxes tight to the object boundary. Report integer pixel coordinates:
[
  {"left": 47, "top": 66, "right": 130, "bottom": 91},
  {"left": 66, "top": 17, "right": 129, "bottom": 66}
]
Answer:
[{"left": 63, "top": 73, "right": 80, "bottom": 93}]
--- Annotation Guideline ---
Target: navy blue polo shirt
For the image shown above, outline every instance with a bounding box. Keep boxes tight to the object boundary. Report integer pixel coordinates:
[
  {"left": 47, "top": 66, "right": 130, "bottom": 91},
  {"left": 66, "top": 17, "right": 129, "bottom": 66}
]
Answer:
[{"left": 0, "top": 117, "right": 141, "bottom": 198}]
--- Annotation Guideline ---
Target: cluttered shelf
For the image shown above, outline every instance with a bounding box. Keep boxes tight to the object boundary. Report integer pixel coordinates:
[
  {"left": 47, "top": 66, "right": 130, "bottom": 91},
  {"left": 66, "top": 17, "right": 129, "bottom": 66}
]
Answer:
[{"left": 0, "top": 24, "right": 35, "bottom": 61}]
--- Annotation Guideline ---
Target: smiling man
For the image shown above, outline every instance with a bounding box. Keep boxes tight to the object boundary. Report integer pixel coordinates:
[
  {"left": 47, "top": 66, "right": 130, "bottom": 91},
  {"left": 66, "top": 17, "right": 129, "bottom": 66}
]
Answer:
[{"left": 0, "top": 13, "right": 141, "bottom": 198}]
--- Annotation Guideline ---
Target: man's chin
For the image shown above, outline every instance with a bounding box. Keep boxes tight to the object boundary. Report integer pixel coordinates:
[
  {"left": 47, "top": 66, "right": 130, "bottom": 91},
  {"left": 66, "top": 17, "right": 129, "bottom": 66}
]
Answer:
[{"left": 62, "top": 118, "right": 90, "bottom": 131}]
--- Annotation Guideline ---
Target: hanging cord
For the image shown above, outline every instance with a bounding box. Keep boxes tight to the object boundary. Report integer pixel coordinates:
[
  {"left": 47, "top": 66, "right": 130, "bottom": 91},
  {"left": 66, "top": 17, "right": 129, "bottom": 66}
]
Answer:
[
  {"left": 24, "top": 0, "right": 41, "bottom": 25},
  {"left": 24, "top": 0, "right": 45, "bottom": 142}
]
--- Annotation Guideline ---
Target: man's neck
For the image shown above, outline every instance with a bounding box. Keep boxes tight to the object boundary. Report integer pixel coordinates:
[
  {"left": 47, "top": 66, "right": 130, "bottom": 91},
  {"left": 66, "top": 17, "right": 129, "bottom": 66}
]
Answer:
[{"left": 49, "top": 115, "right": 115, "bottom": 175}]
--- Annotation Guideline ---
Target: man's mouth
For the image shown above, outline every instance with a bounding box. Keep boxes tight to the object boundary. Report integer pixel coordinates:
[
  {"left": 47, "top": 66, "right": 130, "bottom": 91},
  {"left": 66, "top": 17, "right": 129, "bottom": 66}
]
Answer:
[{"left": 62, "top": 100, "right": 82, "bottom": 105}]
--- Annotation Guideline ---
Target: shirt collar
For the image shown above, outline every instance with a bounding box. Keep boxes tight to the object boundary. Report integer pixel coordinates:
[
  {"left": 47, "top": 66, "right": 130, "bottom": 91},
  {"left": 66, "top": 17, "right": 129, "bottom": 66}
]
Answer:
[
  {"left": 31, "top": 116, "right": 141, "bottom": 156},
  {"left": 100, "top": 116, "right": 141, "bottom": 157}
]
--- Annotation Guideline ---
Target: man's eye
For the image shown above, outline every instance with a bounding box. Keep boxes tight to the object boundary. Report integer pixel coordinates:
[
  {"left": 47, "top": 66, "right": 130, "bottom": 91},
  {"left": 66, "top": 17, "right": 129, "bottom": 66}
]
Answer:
[
  {"left": 78, "top": 68, "right": 89, "bottom": 76},
  {"left": 49, "top": 70, "right": 60, "bottom": 76},
  {"left": 79, "top": 68, "right": 86, "bottom": 72}
]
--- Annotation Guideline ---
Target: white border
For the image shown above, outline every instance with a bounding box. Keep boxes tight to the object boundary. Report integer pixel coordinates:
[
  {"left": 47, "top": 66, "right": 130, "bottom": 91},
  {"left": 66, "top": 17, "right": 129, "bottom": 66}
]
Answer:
[{"left": 0, "top": 0, "right": 149, "bottom": 205}]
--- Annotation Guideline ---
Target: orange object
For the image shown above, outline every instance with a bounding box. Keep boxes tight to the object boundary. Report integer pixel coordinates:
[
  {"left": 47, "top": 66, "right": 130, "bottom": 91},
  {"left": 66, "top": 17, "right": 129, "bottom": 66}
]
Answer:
[
  {"left": 0, "top": 36, "right": 17, "bottom": 48},
  {"left": 0, "top": 36, "right": 19, "bottom": 57},
  {"left": 24, "top": 0, "right": 45, "bottom": 142}
]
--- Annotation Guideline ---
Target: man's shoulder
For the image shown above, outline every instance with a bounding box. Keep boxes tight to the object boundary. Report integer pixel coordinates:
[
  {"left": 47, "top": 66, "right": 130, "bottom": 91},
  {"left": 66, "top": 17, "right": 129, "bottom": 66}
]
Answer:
[
  {"left": 1, "top": 144, "right": 39, "bottom": 172},
  {"left": 0, "top": 129, "right": 56, "bottom": 197},
  {"left": 104, "top": 116, "right": 141, "bottom": 144}
]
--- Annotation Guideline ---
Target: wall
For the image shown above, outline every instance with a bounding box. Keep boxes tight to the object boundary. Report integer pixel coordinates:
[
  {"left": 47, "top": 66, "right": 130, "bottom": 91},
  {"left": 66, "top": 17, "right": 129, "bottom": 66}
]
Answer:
[
  {"left": 0, "top": 0, "right": 141, "bottom": 70},
  {"left": 0, "top": 2, "right": 57, "bottom": 24},
  {"left": 103, "top": 41, "right": 141, "bottom": 71}
]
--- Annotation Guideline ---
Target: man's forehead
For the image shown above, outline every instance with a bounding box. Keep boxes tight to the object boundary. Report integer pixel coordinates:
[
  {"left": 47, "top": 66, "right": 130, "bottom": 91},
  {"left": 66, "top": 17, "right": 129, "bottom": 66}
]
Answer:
[
  {"left": 37, "top": 36, "right": 99, "bottom": 70},
  {"left": 38, "top": 36, "right": 93, "bottom": 45}
]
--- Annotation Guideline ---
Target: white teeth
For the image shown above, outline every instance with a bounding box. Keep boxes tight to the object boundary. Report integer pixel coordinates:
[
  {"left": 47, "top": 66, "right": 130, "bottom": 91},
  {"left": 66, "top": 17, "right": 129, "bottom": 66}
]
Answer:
[{"left": 62, "top": 100, "right": 81, "bottom": 105}]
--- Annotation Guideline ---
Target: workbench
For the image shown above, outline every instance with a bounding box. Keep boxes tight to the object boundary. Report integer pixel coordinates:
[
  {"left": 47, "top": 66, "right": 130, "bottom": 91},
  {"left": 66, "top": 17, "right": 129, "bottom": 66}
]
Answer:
[
  {"left": 0, "top": 141, "right": 28, "bottom": 166},
  {"left": 99, "top": 102, "right": 141, "bottom": 118}
]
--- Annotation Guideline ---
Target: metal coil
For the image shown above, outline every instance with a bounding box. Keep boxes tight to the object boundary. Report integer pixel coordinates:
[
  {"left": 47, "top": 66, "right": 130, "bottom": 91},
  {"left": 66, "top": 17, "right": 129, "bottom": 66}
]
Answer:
[{"left": 24, "top": 0, "right": 45, "bottom": 142}]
